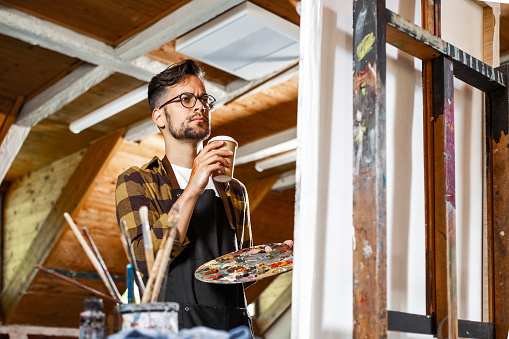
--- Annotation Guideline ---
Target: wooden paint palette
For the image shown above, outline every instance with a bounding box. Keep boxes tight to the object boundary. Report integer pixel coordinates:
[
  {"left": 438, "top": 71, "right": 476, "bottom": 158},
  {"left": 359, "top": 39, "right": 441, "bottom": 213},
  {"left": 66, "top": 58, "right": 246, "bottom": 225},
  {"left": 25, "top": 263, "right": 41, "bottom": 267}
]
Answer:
[{"left": 195, "top": 243, "right": 293, "bottom": 284}]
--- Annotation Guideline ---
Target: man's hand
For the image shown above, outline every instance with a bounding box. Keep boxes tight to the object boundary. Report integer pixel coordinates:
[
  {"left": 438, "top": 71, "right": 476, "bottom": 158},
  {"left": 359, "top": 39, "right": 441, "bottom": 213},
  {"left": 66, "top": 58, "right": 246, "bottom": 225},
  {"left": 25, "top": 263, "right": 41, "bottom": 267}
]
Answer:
[
  {"left": 186, "top": 140, "right": 232, "bottom": 197},
  {"left": 265, "top": 240, "right": 294, "bottom": 253}
]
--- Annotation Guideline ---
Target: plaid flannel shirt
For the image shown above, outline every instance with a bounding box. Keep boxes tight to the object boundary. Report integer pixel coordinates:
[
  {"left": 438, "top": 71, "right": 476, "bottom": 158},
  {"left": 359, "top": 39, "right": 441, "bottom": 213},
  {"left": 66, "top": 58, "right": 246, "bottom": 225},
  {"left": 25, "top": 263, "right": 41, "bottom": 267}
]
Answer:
[{"left": 115, "top": 156, "right": 253, "bottom": 277}]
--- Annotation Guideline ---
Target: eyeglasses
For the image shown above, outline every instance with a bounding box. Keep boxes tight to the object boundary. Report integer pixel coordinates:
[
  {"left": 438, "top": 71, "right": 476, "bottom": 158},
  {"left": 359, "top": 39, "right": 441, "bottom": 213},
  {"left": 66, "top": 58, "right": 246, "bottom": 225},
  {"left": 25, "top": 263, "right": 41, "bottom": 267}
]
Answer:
[{"left": 158, "top": 92, "right": 216, "bottom": 110}]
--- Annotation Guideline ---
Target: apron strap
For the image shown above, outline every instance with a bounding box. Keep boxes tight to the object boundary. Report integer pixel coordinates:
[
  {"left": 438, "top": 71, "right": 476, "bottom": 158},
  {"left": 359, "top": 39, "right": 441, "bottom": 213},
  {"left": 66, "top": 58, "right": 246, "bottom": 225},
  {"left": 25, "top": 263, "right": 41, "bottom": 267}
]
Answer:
[
  {"left": 216, "top": 182, "right": 235, "bottom": 232},
  {"left": 162, "top": 156, "right": 180, "bottom": 189},
  {"left": 162, "top": 156, "right": 235, "bottom": 231}
]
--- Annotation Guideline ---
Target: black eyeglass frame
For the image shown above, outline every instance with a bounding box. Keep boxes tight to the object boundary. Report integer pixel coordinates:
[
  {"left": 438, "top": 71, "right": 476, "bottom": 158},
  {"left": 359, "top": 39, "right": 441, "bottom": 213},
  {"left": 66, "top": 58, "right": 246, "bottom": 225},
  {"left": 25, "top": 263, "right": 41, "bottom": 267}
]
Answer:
[{"left": 158, "top": 92, "right": 216, "bottom": 110}]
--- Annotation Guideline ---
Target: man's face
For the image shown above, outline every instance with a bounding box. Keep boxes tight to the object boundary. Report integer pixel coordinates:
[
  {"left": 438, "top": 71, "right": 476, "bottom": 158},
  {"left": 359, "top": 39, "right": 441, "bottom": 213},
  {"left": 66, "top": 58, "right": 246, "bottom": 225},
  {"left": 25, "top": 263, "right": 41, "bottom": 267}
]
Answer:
[{"left": 161, "top": 75, "right": 211, "bottom": 141}]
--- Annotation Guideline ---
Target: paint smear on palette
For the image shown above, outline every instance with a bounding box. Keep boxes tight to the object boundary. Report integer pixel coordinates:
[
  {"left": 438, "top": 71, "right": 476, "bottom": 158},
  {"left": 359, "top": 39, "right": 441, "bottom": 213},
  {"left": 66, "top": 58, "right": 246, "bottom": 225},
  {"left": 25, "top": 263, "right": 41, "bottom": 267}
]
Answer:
[{"left": 195, "top": 243, "right": 293, "bottom": 284}]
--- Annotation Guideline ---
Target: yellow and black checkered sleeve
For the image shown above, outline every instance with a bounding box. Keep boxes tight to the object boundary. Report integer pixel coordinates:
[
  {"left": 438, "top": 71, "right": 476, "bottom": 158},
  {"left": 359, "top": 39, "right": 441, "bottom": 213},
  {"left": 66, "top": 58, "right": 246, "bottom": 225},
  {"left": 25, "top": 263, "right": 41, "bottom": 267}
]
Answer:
[{"left": 115, "top": 167, "right": 188, "bottom": 277}]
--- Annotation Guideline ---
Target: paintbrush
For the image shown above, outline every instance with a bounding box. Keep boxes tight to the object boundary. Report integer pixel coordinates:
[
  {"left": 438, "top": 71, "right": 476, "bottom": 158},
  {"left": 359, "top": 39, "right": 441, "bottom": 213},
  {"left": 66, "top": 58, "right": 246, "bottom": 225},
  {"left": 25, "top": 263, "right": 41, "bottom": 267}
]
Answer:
[
  {"left": 126, "top": 263, "right": 134, "bottom": 304},
  {"left": 141, "top": 228, "right": 169, "bottom": 303},
  {"left": 36, "top": 265, "right": 120, "bottom": 304},
  {"left": 139, "top": 206, "right": 155, "bottom": 276},
  {"left": 82, "top": 226, "right": 123, "bottom": 302},
  {"left": 64, "top": 212, "right": 122, "bottom": 303},
  {"left": 120, "top": 220, "right": 145, "bottom": 296},
  {"left": 142, "top": 204, "right": 179, "bottom": 303}
]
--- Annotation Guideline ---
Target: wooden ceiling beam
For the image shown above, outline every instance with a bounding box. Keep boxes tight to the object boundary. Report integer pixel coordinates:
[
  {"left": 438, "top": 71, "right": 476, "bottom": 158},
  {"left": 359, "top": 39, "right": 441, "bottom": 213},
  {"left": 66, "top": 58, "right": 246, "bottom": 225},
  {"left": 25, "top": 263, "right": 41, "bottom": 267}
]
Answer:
[
  {"left": 15, "top": 65, "right": 112, "bottom": 128},
  {"left": 0, "top": 4, "right": 163, "bottom": 82},
  {"left": 246, "top": 175, "right": 280, "bottom": 212},
  {"left": 0, "top": 126, "right": 30, "bottom": 185},
  {"left": 0, "top": 65, "right": 112, "bottom": 184},
  {"left": 0, "top": 130, "right": 124, "bottom": 322},
  {"left": 0, "top": 97, "right": 23, "bottom": 145}
]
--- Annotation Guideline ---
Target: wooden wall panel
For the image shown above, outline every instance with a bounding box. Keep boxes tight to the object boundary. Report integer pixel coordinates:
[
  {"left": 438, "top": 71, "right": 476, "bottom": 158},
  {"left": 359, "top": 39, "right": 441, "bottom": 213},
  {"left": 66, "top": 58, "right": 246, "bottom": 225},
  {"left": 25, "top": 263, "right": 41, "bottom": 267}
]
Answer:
[
  {"left": 4, "top": 135, "right": 163, "bottom": 327},
  {"left": 3, "top": 150, "right": 84, "bottom": 286},
  {"left": 1, "top": 131, "right": 123, "bottom": 322}
]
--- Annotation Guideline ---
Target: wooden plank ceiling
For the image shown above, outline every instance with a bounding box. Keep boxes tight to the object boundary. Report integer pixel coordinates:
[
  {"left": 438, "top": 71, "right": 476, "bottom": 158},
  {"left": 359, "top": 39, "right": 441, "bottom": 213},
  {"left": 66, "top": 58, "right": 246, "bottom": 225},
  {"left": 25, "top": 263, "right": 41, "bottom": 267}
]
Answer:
[
  {"left": 0, "top": 0, "right": 300, "bottom": 334},
  {"left": 1, "top": 0, "right": 505, "bottom": 334}
]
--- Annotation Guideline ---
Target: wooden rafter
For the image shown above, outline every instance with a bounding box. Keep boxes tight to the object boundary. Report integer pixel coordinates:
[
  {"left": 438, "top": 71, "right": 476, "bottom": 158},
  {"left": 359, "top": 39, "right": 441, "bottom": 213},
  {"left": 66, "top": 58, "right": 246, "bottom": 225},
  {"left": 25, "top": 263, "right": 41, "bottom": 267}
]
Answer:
[
  {"left": 0, "top": 130, "right": 124, "bottom": 322},
  {"left": 15, "top": 65, "right": 112, "bottom": 128},
  {"left": 246, "top": 175, "right": 280, "bottom": 213},
  {"left": 0, "top": 96, "right": 23, "bottom": 145},
  {"left": 254, "top": 275, "right": 292, "bottom": 335}
]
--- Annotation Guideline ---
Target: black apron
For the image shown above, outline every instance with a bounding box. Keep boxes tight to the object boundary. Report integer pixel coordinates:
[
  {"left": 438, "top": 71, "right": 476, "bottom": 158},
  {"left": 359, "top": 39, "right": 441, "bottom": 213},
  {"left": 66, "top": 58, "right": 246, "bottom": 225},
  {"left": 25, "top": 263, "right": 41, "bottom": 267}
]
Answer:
[{"left": 161, "top": 157, "right": 253, "bottom": 333}]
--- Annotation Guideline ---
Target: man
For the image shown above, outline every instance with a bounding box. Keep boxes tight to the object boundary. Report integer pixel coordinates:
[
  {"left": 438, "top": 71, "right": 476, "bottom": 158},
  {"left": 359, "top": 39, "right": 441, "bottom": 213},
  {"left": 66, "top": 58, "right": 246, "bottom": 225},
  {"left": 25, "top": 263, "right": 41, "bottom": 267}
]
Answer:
[{"left": 115, "top": 59, "right": 254, "bottom": 332}]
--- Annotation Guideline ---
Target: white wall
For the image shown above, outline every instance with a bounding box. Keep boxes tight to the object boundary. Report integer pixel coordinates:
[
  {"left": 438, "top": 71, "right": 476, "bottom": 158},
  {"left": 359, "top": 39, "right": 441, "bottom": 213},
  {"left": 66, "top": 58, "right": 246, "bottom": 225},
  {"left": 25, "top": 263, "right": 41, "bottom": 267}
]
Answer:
[{"left": 293, "top": 0, "right": 487, "bottom": 337}]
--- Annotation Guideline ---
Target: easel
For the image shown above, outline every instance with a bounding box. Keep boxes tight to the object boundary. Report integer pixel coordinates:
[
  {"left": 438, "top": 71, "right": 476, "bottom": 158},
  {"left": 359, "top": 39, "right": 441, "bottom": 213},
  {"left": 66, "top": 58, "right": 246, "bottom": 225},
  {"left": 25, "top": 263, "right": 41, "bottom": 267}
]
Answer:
[{"left": 353, "top": 1, "right": 508, "bottom": 338}]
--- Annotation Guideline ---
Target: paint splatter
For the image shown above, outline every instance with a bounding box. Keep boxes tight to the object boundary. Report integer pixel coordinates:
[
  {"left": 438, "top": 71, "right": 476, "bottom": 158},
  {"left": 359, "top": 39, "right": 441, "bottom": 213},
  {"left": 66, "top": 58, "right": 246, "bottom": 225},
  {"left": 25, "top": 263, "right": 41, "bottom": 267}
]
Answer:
[
  {"left": 195, "top": 242, "right": 293, "bottom": 284},
  {"left": 357, "top": 32, "right": 375, "bottom": 61},
  {"left": 363, "top": 240, "right": 373, "bottom": 258}
]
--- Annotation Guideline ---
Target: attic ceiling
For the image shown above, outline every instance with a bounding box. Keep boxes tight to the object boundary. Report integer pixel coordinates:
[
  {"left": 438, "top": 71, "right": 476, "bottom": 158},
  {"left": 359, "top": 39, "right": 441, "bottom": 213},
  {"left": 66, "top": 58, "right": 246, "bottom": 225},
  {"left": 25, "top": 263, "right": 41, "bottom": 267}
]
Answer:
[
  {"left": 0, "top": 0, "right": 506, "bottom": 335},
  {"left": 0, "top": 0, "right": 300, "bottom": 334}
]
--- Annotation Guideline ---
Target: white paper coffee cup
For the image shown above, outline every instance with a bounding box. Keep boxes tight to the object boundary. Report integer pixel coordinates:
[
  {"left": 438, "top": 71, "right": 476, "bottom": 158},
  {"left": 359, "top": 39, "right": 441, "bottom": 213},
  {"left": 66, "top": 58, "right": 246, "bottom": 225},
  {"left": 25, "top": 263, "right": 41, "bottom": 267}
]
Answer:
[{"left": 207, "top": 136, "right": 238, "bottom": 182}]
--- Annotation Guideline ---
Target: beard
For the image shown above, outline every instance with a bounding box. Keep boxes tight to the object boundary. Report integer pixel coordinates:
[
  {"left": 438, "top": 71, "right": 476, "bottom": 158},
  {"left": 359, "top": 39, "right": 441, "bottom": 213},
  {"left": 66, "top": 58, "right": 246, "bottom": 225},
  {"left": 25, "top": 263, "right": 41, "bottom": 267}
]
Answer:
[{"left": 165, "top": 111, "right": 211, "bottom": 141}]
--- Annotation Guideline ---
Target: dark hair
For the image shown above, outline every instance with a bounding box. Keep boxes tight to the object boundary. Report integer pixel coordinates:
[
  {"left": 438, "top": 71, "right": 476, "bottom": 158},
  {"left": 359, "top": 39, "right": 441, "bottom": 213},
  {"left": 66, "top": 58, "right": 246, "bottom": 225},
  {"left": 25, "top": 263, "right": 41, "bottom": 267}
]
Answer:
[{"left": 148, "top": 59, "right": 204, "bottom": 111}]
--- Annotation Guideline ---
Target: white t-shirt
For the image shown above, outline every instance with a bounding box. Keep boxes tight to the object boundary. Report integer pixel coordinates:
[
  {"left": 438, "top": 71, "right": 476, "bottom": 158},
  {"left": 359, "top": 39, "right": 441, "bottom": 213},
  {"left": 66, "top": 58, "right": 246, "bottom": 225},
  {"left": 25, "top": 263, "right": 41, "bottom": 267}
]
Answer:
[{"left": 171, "top": 163, "right": 220, "bottom": 197}]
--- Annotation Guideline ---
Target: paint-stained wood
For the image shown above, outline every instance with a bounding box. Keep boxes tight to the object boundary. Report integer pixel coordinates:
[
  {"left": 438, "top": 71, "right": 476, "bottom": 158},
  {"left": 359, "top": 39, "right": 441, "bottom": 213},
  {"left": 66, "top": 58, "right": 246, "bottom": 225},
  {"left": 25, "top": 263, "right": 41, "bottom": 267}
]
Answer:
[
  {"left": 385, "top": 9, "right": 505, "bottom": 93},
  {"left": 483, "top": 2, "right": 497, "bottom": 325},
  {"left": 1, "top": 130, "right": 123, "bottom": 322},
  {"left": 432, "top": 56, "right": 458, "bottom": 339},
  {"left": 352, "top": 0, "right": 387, "bottom": 337},
  {"left": 486, "top": 63, "right": 509, "bottom": 339},
  {"left": 422, "top": 0, "right": 440, "bottom": 320}
]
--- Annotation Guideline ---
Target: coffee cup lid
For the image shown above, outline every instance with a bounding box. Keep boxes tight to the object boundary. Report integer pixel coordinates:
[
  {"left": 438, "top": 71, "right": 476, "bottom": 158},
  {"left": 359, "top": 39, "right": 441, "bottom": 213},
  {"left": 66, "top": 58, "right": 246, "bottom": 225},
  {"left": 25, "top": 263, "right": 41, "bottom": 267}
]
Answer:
[{"left": 208, "top": 136, "right": 238, "bottom": 146}]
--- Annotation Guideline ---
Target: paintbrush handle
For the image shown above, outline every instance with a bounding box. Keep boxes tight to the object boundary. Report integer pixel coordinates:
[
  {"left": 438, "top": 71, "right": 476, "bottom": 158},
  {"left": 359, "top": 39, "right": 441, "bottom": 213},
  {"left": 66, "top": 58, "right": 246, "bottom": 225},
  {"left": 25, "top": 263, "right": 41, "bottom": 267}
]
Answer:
[
  {"left": 141, "top": 204, "right": 179, "bottom": 303},
  {"left": 64, "top": 213, "right": 122, "bottom": 303},
  {"left": 120, "top": 221, "right": 145, "bottom": 295},
  {"left": 139, "top": 206, "right": 155, "bottom": 274},
  {"left": 141, "top": 230, "right": 169, "bottom": 303},
  {"left": 82, "top": 227, "right": 123, "bottom": 302},
  {"left": 36, "top": 265, "right": 120, "bottom": 304},
  {"left": 150, "top": 226, "right": 177, "bottom": 302},
  {"left": 145, "top": 249, "right": 154, "bottom": 275}
]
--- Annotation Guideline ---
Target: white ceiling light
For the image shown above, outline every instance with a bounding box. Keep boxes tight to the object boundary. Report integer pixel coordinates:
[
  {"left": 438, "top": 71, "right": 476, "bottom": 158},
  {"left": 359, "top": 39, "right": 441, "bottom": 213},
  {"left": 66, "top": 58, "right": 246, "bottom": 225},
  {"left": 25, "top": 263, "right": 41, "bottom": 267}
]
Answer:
[
  {"left": 236, "top": 128, "right": 296, "bottom": 165},
  {"left": 69, "top": 85, "right": 147, "bottom": 134},
  {"left": 255, "top": 149, "right": 297, "bottom": 172},
  {"left": 176, "top": 2, "right": 300, "bottom": 81},
  {"left": 271, "top": 170, "right": 296, "bottom": 192}
]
